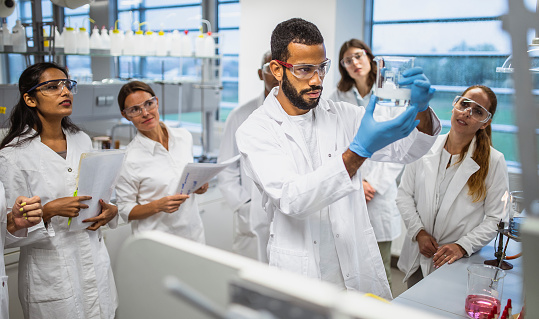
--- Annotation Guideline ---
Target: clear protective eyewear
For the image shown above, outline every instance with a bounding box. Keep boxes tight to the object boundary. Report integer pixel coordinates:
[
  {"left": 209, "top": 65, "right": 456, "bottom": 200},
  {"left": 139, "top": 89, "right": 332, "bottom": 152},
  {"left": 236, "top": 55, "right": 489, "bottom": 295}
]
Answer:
[
  {"left": 452, "top": 95, "right": 492, "bottom": 123},
  {"left": 275, "top": 59, "right": 331, "bottom": 80},
  {"left": 340, "top": 50, "right": 366, "bottom": 67},
  {"left": 27, "top": 79, "right": 78, "bottom": 96},
  {"left": 261, "top": 62, "right": 272, "bottom": 75},
  {"left": 123, "top": 96, "right": 158, "bottom": 118}
]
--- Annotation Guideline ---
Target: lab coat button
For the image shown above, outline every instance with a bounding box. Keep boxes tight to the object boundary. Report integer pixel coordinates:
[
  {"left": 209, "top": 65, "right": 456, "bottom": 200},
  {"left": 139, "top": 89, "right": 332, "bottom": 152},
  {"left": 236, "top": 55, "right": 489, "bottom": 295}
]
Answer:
[
  {"left": 68, "top": 168, "right": 72, "bottom": 172},
  {"left": 336, "top": 234, "right": 339, "bottom": 238},
  {"left": 328, "top": 154, "right": 331, "bottom": 157},
  {"left": 346, "top": 274, "right": 349, "bottom": 277},
  {"left": 314, "top": 240, "right": 317, "bottom": 244}
]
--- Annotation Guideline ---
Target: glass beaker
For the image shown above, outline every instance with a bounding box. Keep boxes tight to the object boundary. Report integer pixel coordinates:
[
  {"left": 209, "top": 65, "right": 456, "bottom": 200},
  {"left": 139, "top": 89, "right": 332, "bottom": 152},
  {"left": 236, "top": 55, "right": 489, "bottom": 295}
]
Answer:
[
  {"left": 374, "top": 56, "right": 415, "bottom": 107},
  {"left": 465, "top": 264, "right": 506, "bottom": 319},
  {"left": 509, "top": 191, "right": 525, "bottom": 236}
]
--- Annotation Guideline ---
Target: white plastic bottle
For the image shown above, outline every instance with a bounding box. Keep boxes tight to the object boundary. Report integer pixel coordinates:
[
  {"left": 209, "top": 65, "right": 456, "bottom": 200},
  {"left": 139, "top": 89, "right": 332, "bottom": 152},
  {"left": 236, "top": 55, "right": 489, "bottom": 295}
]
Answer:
[
  {"left": 133, "top": 29, "right": 145, "bottom": 55},
  {"left": 145, "top": 30, "right": 157, "bottom": 56},
  {"left": 169, "top": 30, "right": 181, "bottom": 57},
  {"left": 12, "top": 20, "right": 27, "bottom": 52},
  {"left": 89, "top": 25, "right": 102, "bottom": 50},
  {"left": 195, "top": 29, "right": 205, "bottom": 57},
  {"left": 180, "top": 29, "right": 192, "bottom": 56},
  {"left": 204, "top": 31, "right": 216, "bottom": 57},
  {"left": 155, "top": 30, "right": 168, "bottom": 56},
  {"left": 54, "top": 26, "right": 64, "bottom": 49},
  {"left": 2, "top": 26, "right": 12, "bottom": 47},
  {"left": 110, "top": 28, "right": 124, "bottom": 56},
  {"left": 100, "top": 26, "right": 110, "bottom": 50},
  {"left": 123, "top": 30, "right": 135, "bottom": 55},
  {"left": 63, "top": 26, "right": 78, "bottom": 54},
  {"left": 77, "top": 27, "right": 90, "bottom": 54}
]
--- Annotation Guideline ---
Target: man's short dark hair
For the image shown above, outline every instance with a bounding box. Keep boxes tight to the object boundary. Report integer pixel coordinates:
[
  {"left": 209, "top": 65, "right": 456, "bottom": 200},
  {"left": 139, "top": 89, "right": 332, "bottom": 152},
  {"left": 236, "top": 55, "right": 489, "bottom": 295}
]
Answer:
[{"left": 271, "top": 18, "right": 324, "bottom": 62}]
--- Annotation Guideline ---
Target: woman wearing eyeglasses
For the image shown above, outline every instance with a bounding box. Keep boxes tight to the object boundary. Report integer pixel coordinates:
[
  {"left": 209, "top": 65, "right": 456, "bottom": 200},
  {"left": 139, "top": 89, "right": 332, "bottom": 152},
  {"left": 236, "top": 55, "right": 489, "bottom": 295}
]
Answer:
[
  {"left": 114, "top": 81, "right": 207, "bottom": 241},
  {"left": 397, "top": 85, "right": 509, "bottom": 288},
  {"left": 329, "top": 39, "right": 405, "bottom": 290},
  {"left": 0, "top": 62, "right": 119, "bottom": 318}
]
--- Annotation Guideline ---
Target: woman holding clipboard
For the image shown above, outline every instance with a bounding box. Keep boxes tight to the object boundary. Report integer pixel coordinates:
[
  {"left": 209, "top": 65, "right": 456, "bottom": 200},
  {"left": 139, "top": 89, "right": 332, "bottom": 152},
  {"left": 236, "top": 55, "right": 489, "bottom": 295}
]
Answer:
[
  {"left": 115, "top": 81, "right": 208, "bottom": 241},
  {"left": 0, "top": 62, "right": 119, "bottom": 318}
]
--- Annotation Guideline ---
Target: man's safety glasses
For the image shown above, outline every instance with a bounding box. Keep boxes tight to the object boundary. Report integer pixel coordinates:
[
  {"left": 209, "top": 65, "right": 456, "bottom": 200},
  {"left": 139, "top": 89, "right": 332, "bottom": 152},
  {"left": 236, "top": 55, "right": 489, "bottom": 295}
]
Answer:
[
  {"left": 452, "top": 96, "right": 492, "bottom": 123},
  {"left": 123, "top": 96, "right": 158, "bottom": 118},
  {"left": 275, "top": 59, "right": 331, "bottom": 80},
  {"left": 27, "top": 79, "right": 78, "bottom": 96},
  {"left": 340, "top": 50, "right": 366, "bottom": 67}
]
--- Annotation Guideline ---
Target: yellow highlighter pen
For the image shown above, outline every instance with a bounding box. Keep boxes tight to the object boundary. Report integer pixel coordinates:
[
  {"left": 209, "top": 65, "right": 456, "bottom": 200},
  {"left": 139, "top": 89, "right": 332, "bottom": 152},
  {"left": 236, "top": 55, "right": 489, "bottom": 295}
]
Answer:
[{"left": 68, "top": 189, "right": 78, "bottom": 227}]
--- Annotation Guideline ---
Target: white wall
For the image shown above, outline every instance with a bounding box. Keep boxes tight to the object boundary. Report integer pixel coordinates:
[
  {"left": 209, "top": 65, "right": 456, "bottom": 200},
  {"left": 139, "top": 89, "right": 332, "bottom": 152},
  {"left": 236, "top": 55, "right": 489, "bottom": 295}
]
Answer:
[{"left": 239, "top": 0, "right": 365, "bottom": 105}]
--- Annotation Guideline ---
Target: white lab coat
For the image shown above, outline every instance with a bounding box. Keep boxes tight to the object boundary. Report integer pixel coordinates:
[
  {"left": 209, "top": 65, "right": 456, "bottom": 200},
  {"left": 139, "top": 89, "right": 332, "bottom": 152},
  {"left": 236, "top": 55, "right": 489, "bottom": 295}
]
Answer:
[
  {"left": 397, "top": 134, "right": 509, "bottom": 282},
  {"left": 116, "top": 124, "right": 205, "bottom": 242},
  {"left": 218, "top": 93, "right": 270, "bottom": 262},
  {"left": 0, "top": 129, "right": 118, "bottom": 319},
  {"left": 1, "top": 183, "right": 29, "bottom": 319},
  {"left": 329, "top": 88, "right": 404, "bottom": 242},
  {"left": 236, "top": 87, "right": 440, "bottom": 299}
]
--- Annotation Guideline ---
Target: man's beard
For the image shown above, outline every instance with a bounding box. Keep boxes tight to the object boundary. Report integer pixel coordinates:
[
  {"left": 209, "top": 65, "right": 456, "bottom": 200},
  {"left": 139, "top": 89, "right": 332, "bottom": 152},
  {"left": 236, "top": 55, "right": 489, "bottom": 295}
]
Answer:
[{"left": 281, "top": 71, "right": 323, "bottom": 110}]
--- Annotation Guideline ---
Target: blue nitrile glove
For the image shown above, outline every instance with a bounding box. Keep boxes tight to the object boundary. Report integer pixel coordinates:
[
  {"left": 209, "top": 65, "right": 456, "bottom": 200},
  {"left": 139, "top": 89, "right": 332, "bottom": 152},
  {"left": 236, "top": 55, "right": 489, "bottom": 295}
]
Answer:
[
  {"left": 398, "top": 67, "right": 436, "bottom": 112},
  {"left": 349, "top": 96, "right": 421, "bottom": 158}
]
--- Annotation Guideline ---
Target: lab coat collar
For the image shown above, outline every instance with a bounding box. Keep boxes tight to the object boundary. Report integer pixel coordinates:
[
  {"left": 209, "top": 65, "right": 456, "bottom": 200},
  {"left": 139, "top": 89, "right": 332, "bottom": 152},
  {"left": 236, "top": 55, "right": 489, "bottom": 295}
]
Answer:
[
  {"left": 15, "top": 126, "right": 82, "bottom": 163},
  {"left": 261, "top": 87, "right": 336, "bottom": 169},
  {"left": 134, "top": 122, "right": 171, "bottom": 156}
]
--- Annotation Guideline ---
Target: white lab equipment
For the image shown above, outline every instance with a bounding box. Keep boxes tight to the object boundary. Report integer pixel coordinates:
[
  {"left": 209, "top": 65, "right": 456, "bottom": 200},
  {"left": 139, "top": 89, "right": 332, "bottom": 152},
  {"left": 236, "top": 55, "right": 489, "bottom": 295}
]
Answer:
[
  {"left": 123, "top": 30, "right": 135, "bottom": 55},
  {"left": 155, "top": 30, "right": 168, "bottom": 56},
  {"left": 169, "top": 29, "right": 182, "bottom": 56},
  {"left": 76, "top": 26, "right": 89, "bottom": 54},
  {"left": 133, "top": 30, "right": 145, "bottom": 55},
  {"left": 195, "top": 30, "right": 205, "bottom": 57},
  {"left": 63, "top": 26, "right": 77, "bottom": 53},
  {"left": 116, "top": 231, "right": 446, "bottom": 319},
  {"left": 0, "top": 0, "right": 16, "bottom": 18},
  {"left": 374, "top": 56, "right": 415, "bottom": 107},
  {"left": 145, "top": 30, "right": 156, "bottom": 56},
  {"left": 11, "top": 19, "right": 26, "bottom": 52},
  {"left": 110, "top": 28, "right": 123, "bottom": 56},
  {"left": 54, "top": 26, "right": 64, "bottom": 48},
  {"left": 1, "top": 25, "right": 11, "bottom": 46},
  {"left": 100, "top": 26, "right": 110, "bottom": 50},
  {"left": 89, "top": 25, "right": 102, "bottom": 50},
  {"left": 180, "top": 29, "right": 192, "bottom": 56},
  {"left": 204, "top": 31, "right": 216, "bottom": 57}
]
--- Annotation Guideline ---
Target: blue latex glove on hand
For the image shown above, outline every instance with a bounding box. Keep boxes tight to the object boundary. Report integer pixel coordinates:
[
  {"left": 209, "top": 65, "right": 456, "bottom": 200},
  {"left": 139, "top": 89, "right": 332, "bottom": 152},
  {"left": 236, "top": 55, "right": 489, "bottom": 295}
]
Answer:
[
  {"left": 398, "top": 67, "right": 435, "bottom": 112},
  {"left": 349, "top": 96, "right": 421, "bottom": 158}
]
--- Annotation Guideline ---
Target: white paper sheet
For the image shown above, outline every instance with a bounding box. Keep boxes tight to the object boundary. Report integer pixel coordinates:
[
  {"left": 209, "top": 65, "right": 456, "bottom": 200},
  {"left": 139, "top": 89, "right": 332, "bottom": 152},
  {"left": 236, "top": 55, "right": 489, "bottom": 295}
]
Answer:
[
  {"left": 69, "top": 150, "right": 126, "bottom": 231},
  {"left": 178, "top": 155, "right": 241, "bottom": 194}
]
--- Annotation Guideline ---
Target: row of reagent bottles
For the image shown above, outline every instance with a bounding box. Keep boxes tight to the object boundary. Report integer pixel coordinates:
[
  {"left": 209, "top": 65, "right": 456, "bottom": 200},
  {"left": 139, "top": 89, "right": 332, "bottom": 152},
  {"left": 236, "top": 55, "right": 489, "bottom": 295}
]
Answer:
[
  {"left": 56, "top": 25, "right": 215, "bottom": 57},
  {"left": 0, "top": 20, "right": 27, "bottom": 52}
]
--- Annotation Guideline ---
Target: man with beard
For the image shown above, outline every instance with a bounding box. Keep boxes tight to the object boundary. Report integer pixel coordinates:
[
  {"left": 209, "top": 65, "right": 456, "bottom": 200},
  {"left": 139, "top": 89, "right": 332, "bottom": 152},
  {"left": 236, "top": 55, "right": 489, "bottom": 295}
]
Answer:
[{"left": 236, "top": 18, "right": 440, "bottom": 299}]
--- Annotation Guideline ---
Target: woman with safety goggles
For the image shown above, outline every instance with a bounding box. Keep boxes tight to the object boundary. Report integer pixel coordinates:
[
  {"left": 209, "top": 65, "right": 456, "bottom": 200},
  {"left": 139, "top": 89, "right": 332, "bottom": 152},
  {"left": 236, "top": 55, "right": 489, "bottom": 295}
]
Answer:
[
  {"left": 114, "top": 81, "right": 207, "bottom": 242},
  {"left": 329, "top": 39, "right": 405, "bottom": 292},
  {"left": 397, "top": 85, "right": 509, "bottom": 288},
  {"left": 0, "top": 62, "right": 119, "bottom": 318}
]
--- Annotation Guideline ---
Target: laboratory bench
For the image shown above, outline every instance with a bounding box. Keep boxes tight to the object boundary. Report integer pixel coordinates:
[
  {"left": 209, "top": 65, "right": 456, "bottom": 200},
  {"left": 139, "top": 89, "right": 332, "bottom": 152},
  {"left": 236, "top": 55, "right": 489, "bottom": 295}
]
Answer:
[{"left": 392, "top": 238, "right": 523, "bottom": 318}]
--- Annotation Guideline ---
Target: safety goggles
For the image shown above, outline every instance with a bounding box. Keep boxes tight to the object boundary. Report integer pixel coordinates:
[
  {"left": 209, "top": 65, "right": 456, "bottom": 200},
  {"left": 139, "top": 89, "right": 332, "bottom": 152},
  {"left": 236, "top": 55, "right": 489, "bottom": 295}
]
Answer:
[
  {"left": 275, "top": 59, "right": 331, "bottom": 80},
  {"left": 123, "top": 96, "right": 158, "bottom": 118},
  {"left": 452, "top": 95, "right": 492, "bottom": 123},
  {"left": 340, "top": 50, "right": 367, "bottom": 67},
  {"left": 27, "top": 79, "right": 78, "bottom": 96}
]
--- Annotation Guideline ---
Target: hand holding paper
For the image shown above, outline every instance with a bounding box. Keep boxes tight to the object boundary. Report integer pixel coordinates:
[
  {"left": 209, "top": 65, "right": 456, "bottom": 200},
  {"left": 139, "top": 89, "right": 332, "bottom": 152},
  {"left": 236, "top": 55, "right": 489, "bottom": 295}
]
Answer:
[
  {"left": 178, "top": 155, "right": 241, "bottom": 195},
  {"left": 43, "top": 196, "right": 92, "bottom": 222},
  {"left": 84, "top": 199, "right": 118, "bottom": 231}
]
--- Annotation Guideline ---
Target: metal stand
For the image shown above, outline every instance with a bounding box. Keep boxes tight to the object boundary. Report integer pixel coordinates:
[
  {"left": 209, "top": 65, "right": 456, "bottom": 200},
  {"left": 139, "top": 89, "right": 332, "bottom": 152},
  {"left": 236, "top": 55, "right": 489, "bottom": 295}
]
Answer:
[{"left": 484, "top": 221, "right": 514, "bottom": 270}]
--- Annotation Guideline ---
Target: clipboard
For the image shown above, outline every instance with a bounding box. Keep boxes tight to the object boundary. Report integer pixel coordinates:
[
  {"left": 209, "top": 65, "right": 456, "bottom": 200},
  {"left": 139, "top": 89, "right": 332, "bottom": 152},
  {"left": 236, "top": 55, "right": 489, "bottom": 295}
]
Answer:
[
  {"left": 68, "top": 150, "right": 126, "bottom": 231},
  {"left": 178, "top": 154, "right": 241, "bottom": 195}
]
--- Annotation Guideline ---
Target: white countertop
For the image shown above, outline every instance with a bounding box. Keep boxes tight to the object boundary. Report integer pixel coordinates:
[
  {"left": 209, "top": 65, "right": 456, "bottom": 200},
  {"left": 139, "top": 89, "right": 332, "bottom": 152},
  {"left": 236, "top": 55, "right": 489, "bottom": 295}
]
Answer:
[{"left": 392, "top": 238, "right": 523, "bottom": 318}]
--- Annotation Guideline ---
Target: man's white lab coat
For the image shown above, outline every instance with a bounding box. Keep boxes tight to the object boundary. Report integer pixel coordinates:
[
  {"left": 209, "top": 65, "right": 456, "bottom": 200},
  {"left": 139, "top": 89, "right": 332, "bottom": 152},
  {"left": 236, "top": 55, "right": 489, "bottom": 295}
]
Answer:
[
  {"left": 329, "top": 88, "right": 404, "bottom": 242},
  {"left": 218, "top": 93, "right": 269, "bottom": 262},
  {"left": 397, "top": 134, "right": 509, "bottom": 282},
  {"left": 0, "top": 129, "right": 118, "bottom": 319},
  {"left": 236, "top": 87, "right": 440, "bottom": 299}
]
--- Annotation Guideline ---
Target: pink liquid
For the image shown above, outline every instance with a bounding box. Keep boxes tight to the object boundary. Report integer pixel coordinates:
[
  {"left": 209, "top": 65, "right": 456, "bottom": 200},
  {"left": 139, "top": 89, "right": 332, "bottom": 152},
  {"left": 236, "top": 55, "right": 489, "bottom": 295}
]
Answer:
[{"left": 465, "top": 294, "right": 500, "bottom": 319}]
